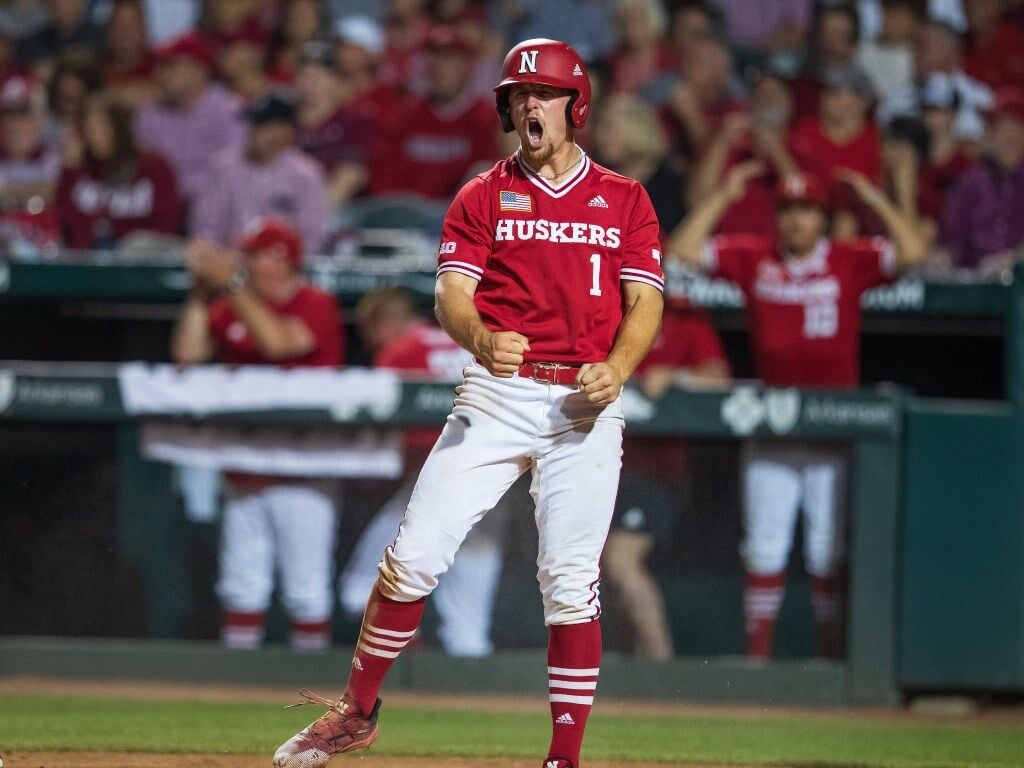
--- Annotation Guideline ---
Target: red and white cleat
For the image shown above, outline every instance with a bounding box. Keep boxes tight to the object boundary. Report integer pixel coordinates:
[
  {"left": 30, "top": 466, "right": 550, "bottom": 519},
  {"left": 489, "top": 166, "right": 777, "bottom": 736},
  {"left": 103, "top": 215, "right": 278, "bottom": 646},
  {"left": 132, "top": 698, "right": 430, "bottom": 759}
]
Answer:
[{"left": 273, "top": 689, "right": 381, "bottom": 768}]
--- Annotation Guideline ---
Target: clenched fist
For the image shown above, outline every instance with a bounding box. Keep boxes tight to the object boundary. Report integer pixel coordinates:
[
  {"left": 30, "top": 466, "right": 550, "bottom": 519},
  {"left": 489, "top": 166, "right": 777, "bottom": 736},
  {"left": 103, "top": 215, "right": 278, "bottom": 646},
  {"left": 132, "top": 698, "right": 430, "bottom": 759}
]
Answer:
[
  {"left": 576, "top": 361, "right": 625, "bottom": 406},
  {"left": 474, "top": 330, "right": 530, "bottom": 377}
]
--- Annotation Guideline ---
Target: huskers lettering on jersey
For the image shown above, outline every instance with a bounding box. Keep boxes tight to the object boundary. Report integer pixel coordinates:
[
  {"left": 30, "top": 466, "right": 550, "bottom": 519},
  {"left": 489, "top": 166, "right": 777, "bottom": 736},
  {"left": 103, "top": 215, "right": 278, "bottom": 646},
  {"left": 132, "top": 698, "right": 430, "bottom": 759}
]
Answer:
[
  {"left": 437, "top": 151, "right": 664, "bottom": 364},
  {"left": 493, "top": 219, "right": 622, "bottom": 248},
  {"left": 704, "top": 234, "right": 897, "bottom": 388}
]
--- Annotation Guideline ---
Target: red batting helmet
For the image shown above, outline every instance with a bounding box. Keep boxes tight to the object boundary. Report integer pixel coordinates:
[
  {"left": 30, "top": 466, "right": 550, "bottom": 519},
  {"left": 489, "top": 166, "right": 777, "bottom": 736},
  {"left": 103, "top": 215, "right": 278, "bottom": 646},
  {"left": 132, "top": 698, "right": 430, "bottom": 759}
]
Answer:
[{"left": 494, "top": 38, "right": 591, "bottom": 133}]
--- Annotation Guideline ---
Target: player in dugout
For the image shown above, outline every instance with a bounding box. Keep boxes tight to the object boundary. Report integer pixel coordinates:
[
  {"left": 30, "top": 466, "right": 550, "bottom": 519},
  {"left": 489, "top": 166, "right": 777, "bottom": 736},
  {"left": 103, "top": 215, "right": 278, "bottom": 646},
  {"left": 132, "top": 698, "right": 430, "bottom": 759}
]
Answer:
[
  {"left": 171, "top": 218, "right": 343, "bottom": 653},
  {"left": 668, "top": 163, "right": 926, "bottom": 659},
  {"left": 274, "top": 37, "right": 665, "bottom": 768}
]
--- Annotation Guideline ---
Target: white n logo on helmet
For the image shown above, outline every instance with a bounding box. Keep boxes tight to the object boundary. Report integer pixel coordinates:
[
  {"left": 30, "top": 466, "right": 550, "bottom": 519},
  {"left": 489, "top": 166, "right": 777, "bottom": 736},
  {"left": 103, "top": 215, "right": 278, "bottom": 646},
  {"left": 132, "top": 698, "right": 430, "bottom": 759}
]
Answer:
[{"left": 518, "top": 50, "right": 538, "bottom": 74}]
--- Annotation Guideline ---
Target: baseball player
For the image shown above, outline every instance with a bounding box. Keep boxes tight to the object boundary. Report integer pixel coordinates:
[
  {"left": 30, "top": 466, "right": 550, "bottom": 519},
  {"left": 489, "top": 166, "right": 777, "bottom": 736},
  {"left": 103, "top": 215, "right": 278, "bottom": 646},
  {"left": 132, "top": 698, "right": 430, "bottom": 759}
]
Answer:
[
  {"left": 171, "top": 218, "right": 343, "bottom": 652},
  {"left": 338, "top": 287, "right": 507, "bottom": 658},
  {"left": 274, "top": 39, "right": 665, "bottom": 768},
  {"left": 669, "top": 164, "right": 925, "bottom": 658}
]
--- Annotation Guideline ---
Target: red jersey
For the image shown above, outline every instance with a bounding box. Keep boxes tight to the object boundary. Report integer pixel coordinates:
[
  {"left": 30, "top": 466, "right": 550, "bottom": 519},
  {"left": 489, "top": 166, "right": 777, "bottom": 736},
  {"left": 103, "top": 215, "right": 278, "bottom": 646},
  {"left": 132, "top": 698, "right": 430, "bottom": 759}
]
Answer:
[
  {"left": 208, "top": 284, "right": 344, "bottom": 368},
  {"left": 437, "top": 152, "right": 665, "bottom": 364},
  {"left": 369, "top": 94, "right": 499, "bottom": 201},
  {"left": 788, "top": 118, "right": 882, "bottom": 210},
  {"left": 633, "top": 299, "right": 728, "bottom": 377},
  {"left": 375, "top": 322, "right": 471, "bottom": 378},
  {"left": 705, "top": 235, "right": 896, "bottom": 388},
  {"left": 375, "top": 322, "right": 472, "bottom": 464},
  {"left": 57, "top": 151, "right": 182, "bottom": 248}
]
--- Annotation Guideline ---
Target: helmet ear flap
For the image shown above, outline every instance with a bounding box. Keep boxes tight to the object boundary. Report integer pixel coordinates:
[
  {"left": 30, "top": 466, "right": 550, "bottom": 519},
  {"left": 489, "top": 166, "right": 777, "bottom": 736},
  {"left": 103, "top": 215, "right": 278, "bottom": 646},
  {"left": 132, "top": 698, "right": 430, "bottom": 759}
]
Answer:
[
  {"left": 566, "top": 93, "right": 579, "bottom": 130},
  {"left": 496, "top": 89, "right": 514, "bottom": 133}
]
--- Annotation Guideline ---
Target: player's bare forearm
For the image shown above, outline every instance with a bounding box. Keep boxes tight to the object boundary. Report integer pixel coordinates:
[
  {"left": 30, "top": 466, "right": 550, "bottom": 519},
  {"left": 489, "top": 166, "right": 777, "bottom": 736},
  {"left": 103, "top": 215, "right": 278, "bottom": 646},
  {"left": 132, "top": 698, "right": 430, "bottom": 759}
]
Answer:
[
  {"left": 229, "top": 288, "right": 316, "bottom": 360},
  {"left": 840, "top": 169, "right": 927, "bottom": 270},
  {"left": 435, "top": 271, "right": 529, "bottom": 377},
  {"left": 670, "top": 161, "right": 763, "bottom": 267},
  {"left": 171, "top": 292, "right": 215, "bottom": 365},
  {"left": 578, "top": 283, "right": 663, "bottom": 405}
]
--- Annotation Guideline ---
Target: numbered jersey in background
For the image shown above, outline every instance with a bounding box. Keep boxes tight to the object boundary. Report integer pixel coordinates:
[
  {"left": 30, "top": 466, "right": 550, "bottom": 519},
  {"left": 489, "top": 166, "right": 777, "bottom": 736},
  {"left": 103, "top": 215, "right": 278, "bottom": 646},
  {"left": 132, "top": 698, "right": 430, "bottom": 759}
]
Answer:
[
  {"left": 437, "top": 151, "right": 665, "bottom": 365},
  {"left": 703, "top": 235, "right": 896, "bottom": 388}
]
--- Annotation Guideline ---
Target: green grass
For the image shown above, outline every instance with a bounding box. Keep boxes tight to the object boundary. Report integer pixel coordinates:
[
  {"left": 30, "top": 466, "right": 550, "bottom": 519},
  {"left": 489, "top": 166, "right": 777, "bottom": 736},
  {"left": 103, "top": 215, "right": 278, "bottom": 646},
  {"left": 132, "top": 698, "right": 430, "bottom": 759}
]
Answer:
[{"left": 0, "top": 695, "right": 1022, "bottom": 768}]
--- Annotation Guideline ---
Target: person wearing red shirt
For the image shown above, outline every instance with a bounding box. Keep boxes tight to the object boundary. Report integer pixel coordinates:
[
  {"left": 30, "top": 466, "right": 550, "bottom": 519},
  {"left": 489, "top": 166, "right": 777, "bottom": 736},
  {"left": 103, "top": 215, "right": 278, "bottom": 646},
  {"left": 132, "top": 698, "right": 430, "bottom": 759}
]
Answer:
[
  {"left": 607, "top": 297, "right": 731, "bottom": 661},
  {"left": 171, "top": 219, "right": 344, "bottom": 653},
  {"left": 368, "top": 25, "right": 499, "bottom": 201},
  {"left": 669, "top": 165, "right": 925, "bottom": 659},
  {"left": 337, "top": 287, "right": 513, "bottom": 659},
  {"left": 57, "top": 95, "right": 182, "bottom": 249},
  {"left": 686, "top": 67, "right": 800, "bottom": 237},
  {"left": 295, "top": 40, "right": 374, "bottom": 208},
  {"left": 962, "top": 0, "right": 1024, "bottom": 91},
  {"left": 276, "top": 39, "right": 664, "bottom": 768},
  {"left": 789, "top": 63, "right": 883, "bottom": 238}
]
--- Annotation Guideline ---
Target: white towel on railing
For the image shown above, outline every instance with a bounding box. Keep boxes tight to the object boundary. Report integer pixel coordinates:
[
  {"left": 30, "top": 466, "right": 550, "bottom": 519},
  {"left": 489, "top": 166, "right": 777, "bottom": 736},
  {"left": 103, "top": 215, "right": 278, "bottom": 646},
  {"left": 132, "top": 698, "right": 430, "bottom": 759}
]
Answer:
[{"left": 117, "top": 363, "right": 403, "bottom": 419}]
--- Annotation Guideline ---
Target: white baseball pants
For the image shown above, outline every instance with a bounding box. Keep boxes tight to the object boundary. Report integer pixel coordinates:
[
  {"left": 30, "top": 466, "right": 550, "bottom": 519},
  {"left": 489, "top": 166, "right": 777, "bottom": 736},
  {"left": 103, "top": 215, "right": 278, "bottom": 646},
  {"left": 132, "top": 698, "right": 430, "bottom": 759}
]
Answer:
[
  {"left": 740, "top": 441, "right": 848, "bottom": 577},
  {"left": 217, "top": 482, "right": 338, "bottom": 622},
  {"left": 339, "top": 478, "right": 508, "bottom": 657},
  {"left": 380, "top": 363, "right": 624, "bottom": 625}
]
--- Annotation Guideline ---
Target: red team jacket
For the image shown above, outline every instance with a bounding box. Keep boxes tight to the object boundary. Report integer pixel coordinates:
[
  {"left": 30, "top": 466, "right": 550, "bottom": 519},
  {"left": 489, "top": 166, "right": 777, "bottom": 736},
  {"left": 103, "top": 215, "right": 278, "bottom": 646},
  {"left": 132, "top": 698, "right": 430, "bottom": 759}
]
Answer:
[
  {"left": 208, "top": 284, "right": 344, "bottom": 368},
  {"left": 437, "top": 151, "right": 665, "bottom": 364},
  {"left": 208, "top": 283, "right": 344, "bottom": 489},
  {"left": 703, "top": 235, "right": 896, "bottom": 388}
]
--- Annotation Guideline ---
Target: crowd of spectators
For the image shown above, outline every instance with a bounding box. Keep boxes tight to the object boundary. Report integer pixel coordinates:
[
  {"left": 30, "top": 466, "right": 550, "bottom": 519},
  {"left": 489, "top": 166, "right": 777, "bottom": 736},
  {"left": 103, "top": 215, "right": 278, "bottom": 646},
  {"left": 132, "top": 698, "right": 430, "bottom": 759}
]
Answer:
[{"left": 0, "top": 0, "right": 1023, "bottom": 275}]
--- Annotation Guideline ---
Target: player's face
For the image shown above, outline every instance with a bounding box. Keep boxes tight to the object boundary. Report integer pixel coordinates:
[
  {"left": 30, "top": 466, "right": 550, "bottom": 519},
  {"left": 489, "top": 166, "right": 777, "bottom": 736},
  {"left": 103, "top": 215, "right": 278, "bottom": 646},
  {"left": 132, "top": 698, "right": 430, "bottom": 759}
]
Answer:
[
  {"left": 777, "top": 203, "right": 828, "bottom": 256},
  {"left": 508, "top": 83, "right": 574, "bottom": 161},
  {"left": 244, "top": 244, "right": 293, "bottom": 296}
]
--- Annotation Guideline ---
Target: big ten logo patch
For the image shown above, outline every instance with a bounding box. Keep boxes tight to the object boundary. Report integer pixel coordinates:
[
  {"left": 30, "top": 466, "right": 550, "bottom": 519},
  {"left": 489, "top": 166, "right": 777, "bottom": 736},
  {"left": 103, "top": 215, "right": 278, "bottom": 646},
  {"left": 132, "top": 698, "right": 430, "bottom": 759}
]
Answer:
[{"left": 439, "top": 241, "right": 457, "bottom": 255}]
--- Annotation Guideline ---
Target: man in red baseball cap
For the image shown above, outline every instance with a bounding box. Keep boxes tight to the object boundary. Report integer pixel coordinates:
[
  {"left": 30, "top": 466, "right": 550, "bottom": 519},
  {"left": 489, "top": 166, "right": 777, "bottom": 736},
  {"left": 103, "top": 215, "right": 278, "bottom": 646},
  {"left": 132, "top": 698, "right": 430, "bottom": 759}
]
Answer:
[
  {"left": 670, "top": 163, "right": 925, "bottom": 661},
  {"left": 171, "top": 218, "right": 343, "bottom": 653}
]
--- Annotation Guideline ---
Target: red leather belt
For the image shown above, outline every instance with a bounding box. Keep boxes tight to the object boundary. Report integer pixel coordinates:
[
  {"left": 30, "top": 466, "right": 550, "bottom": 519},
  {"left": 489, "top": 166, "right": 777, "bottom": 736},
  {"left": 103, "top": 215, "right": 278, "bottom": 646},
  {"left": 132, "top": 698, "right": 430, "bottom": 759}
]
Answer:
[{"left": 518, "top": 361, "right": 583, "bottom": 385}]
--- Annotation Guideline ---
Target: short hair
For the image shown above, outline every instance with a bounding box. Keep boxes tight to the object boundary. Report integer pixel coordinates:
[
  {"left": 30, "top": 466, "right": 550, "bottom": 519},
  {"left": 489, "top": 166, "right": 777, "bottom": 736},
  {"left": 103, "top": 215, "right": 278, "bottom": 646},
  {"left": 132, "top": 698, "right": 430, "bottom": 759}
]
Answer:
[
  {"left": 885, "top": 114, "right": 932, "bottom": 165},
  {"left": 354, "top": 286, "right": 418, "bottom": 327},
  {"left": 814, "top": 1, "right": 861, "bottom": 45}
]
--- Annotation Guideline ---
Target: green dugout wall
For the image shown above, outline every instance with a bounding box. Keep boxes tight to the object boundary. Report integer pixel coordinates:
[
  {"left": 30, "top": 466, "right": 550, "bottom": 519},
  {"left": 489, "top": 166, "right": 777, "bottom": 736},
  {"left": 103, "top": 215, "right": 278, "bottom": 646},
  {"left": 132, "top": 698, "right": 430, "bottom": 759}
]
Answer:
[{"left": 0, "top": 364, "right": 903, "bottom": 704}]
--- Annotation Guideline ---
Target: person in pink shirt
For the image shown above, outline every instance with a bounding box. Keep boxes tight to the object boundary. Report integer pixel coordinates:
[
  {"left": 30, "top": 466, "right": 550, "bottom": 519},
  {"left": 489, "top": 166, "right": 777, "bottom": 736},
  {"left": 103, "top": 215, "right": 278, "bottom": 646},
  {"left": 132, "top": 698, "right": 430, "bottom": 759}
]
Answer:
[
  {"left": 190, "top": 92, "right": 327, "bottom": 256},
  {"left": 134, "top": 33, "right": 246, "bottom": 208}
]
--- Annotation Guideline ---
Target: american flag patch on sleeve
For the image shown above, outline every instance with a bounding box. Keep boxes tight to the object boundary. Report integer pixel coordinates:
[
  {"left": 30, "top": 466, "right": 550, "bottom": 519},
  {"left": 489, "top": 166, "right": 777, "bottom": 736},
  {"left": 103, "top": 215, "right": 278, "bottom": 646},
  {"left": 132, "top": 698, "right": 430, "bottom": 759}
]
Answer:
[{"left": 499, "top": 191, "right": 533, "bottom": 212}]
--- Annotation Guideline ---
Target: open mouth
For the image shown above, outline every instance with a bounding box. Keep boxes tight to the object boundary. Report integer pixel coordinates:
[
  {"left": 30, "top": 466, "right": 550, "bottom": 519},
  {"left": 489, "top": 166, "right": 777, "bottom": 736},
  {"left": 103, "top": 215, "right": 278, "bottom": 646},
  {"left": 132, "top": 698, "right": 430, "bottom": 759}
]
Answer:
[{"left": 526, "top": 117, "right": 544, "bottom": 147}]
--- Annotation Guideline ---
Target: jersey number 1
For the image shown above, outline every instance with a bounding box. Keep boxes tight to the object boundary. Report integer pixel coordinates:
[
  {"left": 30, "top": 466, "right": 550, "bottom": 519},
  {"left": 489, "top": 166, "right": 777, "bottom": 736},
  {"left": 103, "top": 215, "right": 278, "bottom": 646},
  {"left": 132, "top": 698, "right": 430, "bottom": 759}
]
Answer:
[{"left": 589, "top": 253, "right": 602, "bottom": 297}]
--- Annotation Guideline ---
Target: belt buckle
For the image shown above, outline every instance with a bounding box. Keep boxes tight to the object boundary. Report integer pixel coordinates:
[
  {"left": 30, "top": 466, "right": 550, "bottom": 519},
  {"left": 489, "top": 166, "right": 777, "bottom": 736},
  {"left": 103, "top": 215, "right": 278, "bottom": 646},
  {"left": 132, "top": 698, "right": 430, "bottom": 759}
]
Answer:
[{"left": 530, "top": 362, "right": 560, "bottom": 384}]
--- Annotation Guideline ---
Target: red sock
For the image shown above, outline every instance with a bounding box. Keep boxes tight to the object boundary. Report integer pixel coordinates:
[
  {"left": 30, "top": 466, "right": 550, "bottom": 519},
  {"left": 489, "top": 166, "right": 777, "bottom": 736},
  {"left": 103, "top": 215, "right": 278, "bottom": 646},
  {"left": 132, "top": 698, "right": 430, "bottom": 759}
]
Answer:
[
  {"left": 546, "top": 621, "right": 602, "bottom": 767},
  {"left": 290, "top": 619, "right": 332, "bottom": 652},
  {"left": 744, "top": 571, "right": 785, "bottom": 658},
  {"left": 811, "top": 574, "right": 845, "bottom": 658},
  {"left": 344, "top": 584, "right": 425, "bottom": 716},
  {"left": 221, "top": 610, "right": 265, "bottom": 650}
]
